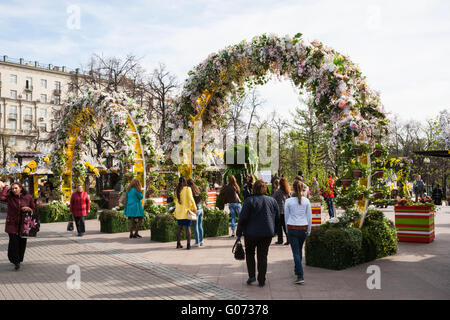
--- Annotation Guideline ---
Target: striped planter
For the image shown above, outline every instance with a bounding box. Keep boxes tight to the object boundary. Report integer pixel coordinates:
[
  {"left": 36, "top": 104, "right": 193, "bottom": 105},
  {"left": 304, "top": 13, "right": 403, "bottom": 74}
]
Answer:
[
  {"left": 310, "top": 202, "right": 322, "bottom": 225},
  {"left": 394, "top": 205, "right": 435, "bottom": 243},
  {"left": 206, "top": 190, "right": 217, "bottom": 207}
]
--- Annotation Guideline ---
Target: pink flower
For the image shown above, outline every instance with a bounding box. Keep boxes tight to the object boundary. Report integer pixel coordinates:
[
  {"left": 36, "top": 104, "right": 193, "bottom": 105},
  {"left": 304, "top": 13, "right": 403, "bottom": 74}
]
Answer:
[{"left": 339, "top": 99, "right": 347, "bottom": 109}]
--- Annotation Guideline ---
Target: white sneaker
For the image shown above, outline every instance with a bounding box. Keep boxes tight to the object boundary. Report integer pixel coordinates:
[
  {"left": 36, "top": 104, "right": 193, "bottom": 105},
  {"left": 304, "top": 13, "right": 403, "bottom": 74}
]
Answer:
[
  {"left": 194, "top": 243, "right": 200, "bottom": 247},
  {"left": 200, "top": 241, "right": 204, "bottom": 246}
]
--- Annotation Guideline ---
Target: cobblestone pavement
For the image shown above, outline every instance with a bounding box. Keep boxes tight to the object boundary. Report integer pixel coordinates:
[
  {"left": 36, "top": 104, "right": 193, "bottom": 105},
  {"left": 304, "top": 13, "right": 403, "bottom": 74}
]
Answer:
[
  {"left": 1, "top": 206, "right": 449, "bottom": 300},
  {"left": 0, "top": 212, "right": 248, "bottom": 300}
]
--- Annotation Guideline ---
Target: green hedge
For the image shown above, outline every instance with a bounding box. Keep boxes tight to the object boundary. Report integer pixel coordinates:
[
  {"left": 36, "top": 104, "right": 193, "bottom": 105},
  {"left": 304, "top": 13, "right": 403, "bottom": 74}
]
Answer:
[
  {"left": 87, "top": 202, "right": 98, "bottom": 220},
  {"left": 305, "top": 226, "right": 363, "bottom": 270},
  {"left": 37, "top": 202, "right": 70, "bottom": 223},
  {"left": 203, "top": 207, "right": 229, "bottom": 237},
  {"left": 150, "top": 213, "right": 188, "bottom": 242},
  {"left": 305, "top": 209, "right": 397, "bottom": 270},
  {"left": 150, "top": 206, "right": 229, "bottom": 242},
  {"left": 99, "top": 209, "right": 153, "bottom": 233},
  {"left": 360, "top": 209, "right": 397, "bottom": 262},
  {"left": 37, "top": 201, "right": 98, "bottom": 223}
]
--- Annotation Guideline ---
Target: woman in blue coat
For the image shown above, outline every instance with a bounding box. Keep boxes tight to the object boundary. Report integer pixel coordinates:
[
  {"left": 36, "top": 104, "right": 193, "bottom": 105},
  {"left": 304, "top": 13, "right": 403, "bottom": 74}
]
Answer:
[{"left": 123, "top": 178, "right": 145, "bottom": 238}]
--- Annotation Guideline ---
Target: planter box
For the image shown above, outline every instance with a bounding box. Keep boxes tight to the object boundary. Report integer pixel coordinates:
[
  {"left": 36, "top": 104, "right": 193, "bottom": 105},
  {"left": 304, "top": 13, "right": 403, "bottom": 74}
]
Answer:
[
  {"left": 352, "top": 169, "right": 362, "bottom": 178},
  {"left": 394, "top": 205, "right": 435, "bottom": 243},
  {"left": 310, "top": 202, "right": 322, "bottom": 225},
  {"left": 341, "top": 178, "right": 353, "bottom": 187}
]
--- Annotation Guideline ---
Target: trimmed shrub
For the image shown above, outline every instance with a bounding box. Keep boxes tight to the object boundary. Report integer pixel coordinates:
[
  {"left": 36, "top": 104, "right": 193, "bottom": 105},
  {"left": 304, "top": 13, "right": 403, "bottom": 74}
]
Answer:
[
  {"left": 361, "top": 209, "right": 397, "bottom": 262},
  {"left": 99, "top": 209, "right": 152, "bottom": 233},
  {"left": 150, "top": 213, "right": 188, "bottom": 242},
  {"left": 87, "top": 202, "right": 99, "bottom": 220},
  {"left": 36, "top": 201, "right": 70, "bottom": 223},
  {"left": 203, "top": 207, "right": 229, "bottom": 237},
  {"left": 305, "top": 209, "right": 398, "bottom": 270},
  {"left": 305, "top": 225, "right": 363, "bottom": 270}
]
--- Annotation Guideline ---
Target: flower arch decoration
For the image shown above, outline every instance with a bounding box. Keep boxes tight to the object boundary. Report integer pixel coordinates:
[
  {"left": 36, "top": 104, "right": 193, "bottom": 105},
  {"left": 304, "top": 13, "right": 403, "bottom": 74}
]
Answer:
[
  {"left": 50, "top": 90, "right": 156, "bottom": 203},
  {"left": 176, "top": 33, "right": 389, "bottom": 224}
]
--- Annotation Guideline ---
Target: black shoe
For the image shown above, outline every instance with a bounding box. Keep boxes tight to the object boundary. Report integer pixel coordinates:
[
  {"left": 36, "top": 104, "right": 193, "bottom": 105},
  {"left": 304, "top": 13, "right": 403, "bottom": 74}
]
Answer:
[
  {"left": 186, "top": 244, "right": 191, "bottom": 250},
  {"left": 294, "top": 276, "right": 305, "bottom": 284},
  {"left": 77, "top": 233, "right": 82, "bottom": 237},
  {"left": 176, "top": 243, "right": 183, "bottom": 249},
  {"left": 130, "top": 233, "right": 134, "bottom": 239},
  {"left": 275, "top": 241, "right": 283, "bottom": 245},
  {"left": 246, "top": 277, "right": 256, "bottom": 285},
  {"left": 284, "top": 242, "right": 289, "bottom": 245},
  {"left": 258, "top": 281, "right": 265, "bottom": 287},
  {"left": 134, "top": 233, "right": 142, "bottom": 238},
  {"left": 14, "top": 263, "right": 20, "bottom": 271}
]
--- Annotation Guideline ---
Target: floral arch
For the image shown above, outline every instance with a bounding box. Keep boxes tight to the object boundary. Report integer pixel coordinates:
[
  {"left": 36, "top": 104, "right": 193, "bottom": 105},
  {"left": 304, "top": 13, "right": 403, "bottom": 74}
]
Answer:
[
  {"left": 50, "top": 90, "right": 156, "bottom": 203},
  {"left": 176, "top": 33, "right": 389, "bottom": 225}
]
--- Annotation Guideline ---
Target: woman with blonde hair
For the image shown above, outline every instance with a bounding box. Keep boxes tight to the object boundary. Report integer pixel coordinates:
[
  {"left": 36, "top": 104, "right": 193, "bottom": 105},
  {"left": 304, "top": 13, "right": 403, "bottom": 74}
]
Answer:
[
  {"left": 174, "top": 177, "right": 197, "bottom": 249},
  {"left": 187, "top": 179, "right": 205, "bottom": 247},
  {"left": 123, "top": 178, "right": 145, "bottom": 238},
  {"left": 219, "top": 175, "right": 241, "bottom": 237},
  {"left": 284, "top": 180, "right": 312, "bottom": 285}
]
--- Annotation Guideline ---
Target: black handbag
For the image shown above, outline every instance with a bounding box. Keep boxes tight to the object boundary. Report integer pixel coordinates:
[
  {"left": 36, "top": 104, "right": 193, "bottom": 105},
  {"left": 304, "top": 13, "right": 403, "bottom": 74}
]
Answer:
[
  {"left": 67, "top": 215, "right": 74, "bottom": 231},
  {"left": 232, "top": 238, "right": 245, "bottom": 260}
]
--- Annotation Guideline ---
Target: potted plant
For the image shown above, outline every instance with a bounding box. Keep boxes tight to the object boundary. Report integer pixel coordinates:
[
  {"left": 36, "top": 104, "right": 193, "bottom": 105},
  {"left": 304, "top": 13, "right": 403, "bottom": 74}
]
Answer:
[
  {"left": 340, "top": 170, "right": 353, "bottom": 187},
  {"left": 351, "top": 161, "right": 369, "bottom": 179},
  {"left": 373, "top": 143, "right": 384, "bottom": 157}
]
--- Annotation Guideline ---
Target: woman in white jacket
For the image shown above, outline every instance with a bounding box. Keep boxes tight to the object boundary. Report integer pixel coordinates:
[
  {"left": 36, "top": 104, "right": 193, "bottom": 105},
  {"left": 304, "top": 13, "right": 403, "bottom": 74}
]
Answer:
[{"left": 284, "top": 180, "right": 312, "bottom": 284}]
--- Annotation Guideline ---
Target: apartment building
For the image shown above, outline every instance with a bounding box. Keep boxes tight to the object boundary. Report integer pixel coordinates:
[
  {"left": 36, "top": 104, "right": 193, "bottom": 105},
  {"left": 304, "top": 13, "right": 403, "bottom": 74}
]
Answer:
[{"left": 0, "top": 55, "right": 79, "bottom": 153}]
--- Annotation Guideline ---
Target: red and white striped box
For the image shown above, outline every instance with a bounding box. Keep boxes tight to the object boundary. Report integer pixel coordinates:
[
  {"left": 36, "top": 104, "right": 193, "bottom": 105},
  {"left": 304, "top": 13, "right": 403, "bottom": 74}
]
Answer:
[
  {"left": 394, "top": 205, "right": 435, "bottom": 243},
  {"left": 206, "top": 190, "right": 217, "bottom": 207},
  {"left": 148, "top": 196, "right": 168, "bottom": 207},
  {"left": 310, "top": 201, "right": 322, "bottom": 225}
]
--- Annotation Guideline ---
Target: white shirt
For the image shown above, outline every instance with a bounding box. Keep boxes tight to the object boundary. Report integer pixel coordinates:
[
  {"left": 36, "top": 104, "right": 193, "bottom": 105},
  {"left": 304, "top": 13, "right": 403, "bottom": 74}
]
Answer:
[{"left": 284, "top": 196, "right": 312, "bottom": 235}]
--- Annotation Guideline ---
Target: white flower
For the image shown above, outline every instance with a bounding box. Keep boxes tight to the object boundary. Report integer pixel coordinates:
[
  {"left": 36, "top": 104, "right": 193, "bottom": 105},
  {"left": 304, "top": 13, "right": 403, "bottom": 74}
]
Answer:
[{"left": 328, "top": 217, "right": 339, "bottom": 224}]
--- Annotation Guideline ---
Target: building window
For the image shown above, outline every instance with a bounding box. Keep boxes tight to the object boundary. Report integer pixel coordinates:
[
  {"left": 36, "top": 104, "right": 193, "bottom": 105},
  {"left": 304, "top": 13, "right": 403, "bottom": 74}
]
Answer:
[
  {"left": 26, "top": 77, "right": 33, "bottom": 89},
  {"left": 10, "top": 74, "right": 17, "bottom": 84},
  {"left": 40, "top": 108, "right": 47, "bottom": 119},
  {"left": 26, "top": 93, "right": 32, "bottom": 101},
  {"left": 10, "top": 90, "right": 17, "bottom": 99},
  {"left": 41, "top": 79, "right": 47, "bottom": 88},
  {"left": 9, "top": 136, "right": 16, "bottom": 146},
  {"left": 7, "top": 120, "right": 17, "bottom": 130},
  {"left": 24, "top": 121, "right": 32, "bottom": 130},
  {"left": 55, "top": 81, "right": 61, "bottom": 90},
  {"left": 40, "top": 94, "right": 47, "bottom": 103},
  {"left": 54, "top": 95, "right": 60, "bottom": 105},
  {"left": 39, "top": 123, "right": 47, "bottom": 132}
]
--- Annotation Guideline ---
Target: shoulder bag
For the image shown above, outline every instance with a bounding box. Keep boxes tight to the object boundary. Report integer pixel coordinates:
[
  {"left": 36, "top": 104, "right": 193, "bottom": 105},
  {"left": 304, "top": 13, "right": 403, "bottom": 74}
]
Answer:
[
  {"left": 20, "top": 210, "right": 40, "bottom": 237},
  {"left": 187, "top": 209, "right": 197, "bottom": 221}
]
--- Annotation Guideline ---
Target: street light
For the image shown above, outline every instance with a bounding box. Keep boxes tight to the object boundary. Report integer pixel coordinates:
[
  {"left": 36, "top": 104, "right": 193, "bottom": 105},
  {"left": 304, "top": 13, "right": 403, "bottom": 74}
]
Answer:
[{"left": 424, "top": 158, "right": 431, "bottom": 193}]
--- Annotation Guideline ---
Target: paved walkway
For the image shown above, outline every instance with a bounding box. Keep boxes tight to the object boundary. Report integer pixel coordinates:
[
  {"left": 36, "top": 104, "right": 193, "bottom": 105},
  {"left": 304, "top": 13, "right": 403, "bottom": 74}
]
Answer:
[{"left": 1, "top": 206, "right": 449, "bottom": 300}]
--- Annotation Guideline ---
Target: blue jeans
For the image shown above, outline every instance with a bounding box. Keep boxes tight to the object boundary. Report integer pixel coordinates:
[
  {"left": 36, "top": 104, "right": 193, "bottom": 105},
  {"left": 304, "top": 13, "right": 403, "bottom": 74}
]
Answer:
[
  {"left": 287, "top": 229, "right": 307, "bottom": 277},
  {"left": 326, "top": 198, "right": 335, "bottom": 218},
  {"left": 229, "top": 203, "right": 242, "bottom": 231},
  {"left": 194, "top": 208, "right": 204, "bottom": 245}
]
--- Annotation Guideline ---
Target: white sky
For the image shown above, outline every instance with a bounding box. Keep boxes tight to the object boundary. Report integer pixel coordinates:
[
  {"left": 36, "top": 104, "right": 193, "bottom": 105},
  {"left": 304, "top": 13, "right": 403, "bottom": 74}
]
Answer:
[{"left": 1, "top": 0, "right": 449, "bottom": 123}]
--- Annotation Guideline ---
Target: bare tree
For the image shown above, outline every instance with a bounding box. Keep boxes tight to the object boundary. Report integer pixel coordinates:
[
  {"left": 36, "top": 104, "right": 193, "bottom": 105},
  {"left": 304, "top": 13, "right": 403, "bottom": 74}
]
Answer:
[{"left": 145, "top": 63, "right": 178, "bottom": 146}]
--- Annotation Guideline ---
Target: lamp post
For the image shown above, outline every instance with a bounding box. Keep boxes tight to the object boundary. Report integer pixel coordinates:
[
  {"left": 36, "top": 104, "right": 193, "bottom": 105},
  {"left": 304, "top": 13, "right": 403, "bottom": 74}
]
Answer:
[{"left": 424, "top": 157, "right": 430, "bottom": 194}]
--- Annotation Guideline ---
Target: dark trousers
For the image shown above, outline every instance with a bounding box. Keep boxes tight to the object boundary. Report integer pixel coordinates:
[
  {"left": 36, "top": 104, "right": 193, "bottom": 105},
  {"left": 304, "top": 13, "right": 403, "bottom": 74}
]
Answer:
[
  {"left": 74, "top": 216, "right": 85, "bottom": 234},
  {"left": 276, "top": 214, "right": 288, "bottom": 243},
  {"left": 8, "top": 233, "right": 27, "bottom": 265},
  {"left": 244, "top": 236, "right": 272, "bottom": 284}
]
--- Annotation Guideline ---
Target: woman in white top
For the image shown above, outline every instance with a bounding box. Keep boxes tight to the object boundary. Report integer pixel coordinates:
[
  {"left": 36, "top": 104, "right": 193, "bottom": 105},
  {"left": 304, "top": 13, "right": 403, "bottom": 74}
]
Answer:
[{"left": 284, "top": 180, "right": 312, "bottom": 285}]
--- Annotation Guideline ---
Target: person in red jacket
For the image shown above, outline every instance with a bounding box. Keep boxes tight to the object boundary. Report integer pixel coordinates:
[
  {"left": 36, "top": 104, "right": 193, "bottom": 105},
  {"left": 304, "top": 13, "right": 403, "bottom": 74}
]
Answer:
[
  {"left": 0, "top": 181, "right": 35, "bottom": 270},
  {"left": 322, "top": 173, "right": 335, "bottom": 218},
  {"left": 70, "top": 184, "right": 90, "bottom": 236}
]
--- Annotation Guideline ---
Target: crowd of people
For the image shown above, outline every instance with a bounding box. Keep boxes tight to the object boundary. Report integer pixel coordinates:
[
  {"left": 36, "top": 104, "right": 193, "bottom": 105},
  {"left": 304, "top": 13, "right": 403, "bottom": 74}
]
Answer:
[{"left": 0, "top": 170, "right": 446, "bottom": 286}]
